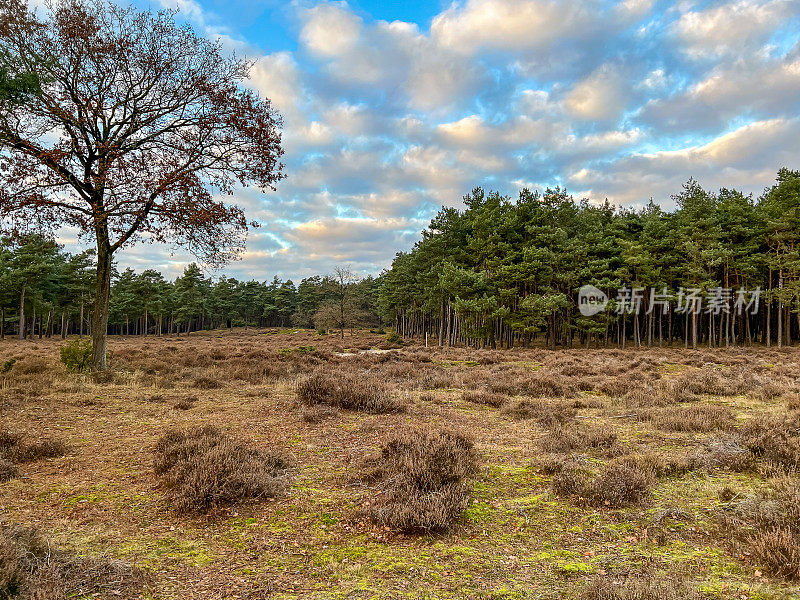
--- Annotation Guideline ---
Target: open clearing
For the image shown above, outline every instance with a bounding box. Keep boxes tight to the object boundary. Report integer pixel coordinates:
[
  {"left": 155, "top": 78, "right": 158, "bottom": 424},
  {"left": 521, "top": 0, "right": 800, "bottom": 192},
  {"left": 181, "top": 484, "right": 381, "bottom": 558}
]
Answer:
[{"left": 1, "top": 330, "right": 800, "bottom": 599}]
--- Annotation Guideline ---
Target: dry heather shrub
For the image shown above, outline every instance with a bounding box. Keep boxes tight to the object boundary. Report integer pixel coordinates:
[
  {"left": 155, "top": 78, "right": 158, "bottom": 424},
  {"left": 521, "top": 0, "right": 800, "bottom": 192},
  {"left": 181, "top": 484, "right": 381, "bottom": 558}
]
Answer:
[
  {"left": 502, "top": 399, "right": 576, "bottom": 426},
  {"left": 0, "top": 525, "right": 148, "bottom": 599},
  {"left": 461, "top": 390, "right": 507, "bottom": 408},
  {"left": 640, "top": 405, "right": 735, "bottom": 433},
  {"left": 297, "top": 372, "right": 404, "bottom": 413},
  {"left": 0, "top": 432, "right": 68, "bottom": 464},
  {"left": 681, "top": 369, "right": 727, "bottom": 396},
  {"left": 192, "top": 375, "right": 222, "bottom": 389},
  {"left": 725, "top": 478, "right": 800, "bottom": 579},
  {"left": 620, "top": 385, "right": 671, "bottom": 408},
  {"left": 172, "top": 399, "right": 195, "bottom": 410},
  {"left": 750, "top": 528, "right": 800, "bottom": 579},
  {"left": 578, "top": 573, "right": 702, "bottom": 600},
  {"left": 749, "top": 380, "right": 786, "bottom": 402},
  {"left": 687, "top": 436, "right": 755, "bottom": 473},
  {"left": 12, "top": 358, "right": 50, "bottom": 375},
  {"left": 597, "top": 374, "right": 647, "bottom": 398},
  {"left": 153, "top": 426, "right": 290, "bottom": 513},
  {"left": 552, "top": 457, "right": 655, "bottom": 508},
  {"left": 0, "top": 458, "right": 18, "bottom": 482},
  {"left": 741, "top": 413, "right": 800, "bottom": 473},
  {"left": 367, "top": 427, "right": 478, "bottom": 533},
  {"left": 654, "top": 379, "right": 698, "bottom": 404},
  {"left": 540, "top": 426, "right": 618, "bottom": 455}
]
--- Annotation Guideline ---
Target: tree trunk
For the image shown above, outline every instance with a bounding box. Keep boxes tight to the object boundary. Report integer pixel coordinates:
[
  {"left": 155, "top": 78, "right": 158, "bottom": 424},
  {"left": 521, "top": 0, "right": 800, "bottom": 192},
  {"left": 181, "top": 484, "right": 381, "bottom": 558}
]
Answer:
[
  {"left": 18, "top": 285, "right": 25, "bottom": 340},
  {"left": 79, "top": 294, "right": 84, "bottom": 339},
  {"left": 91, "top": 239, "right": 112, "bottom": 371}
]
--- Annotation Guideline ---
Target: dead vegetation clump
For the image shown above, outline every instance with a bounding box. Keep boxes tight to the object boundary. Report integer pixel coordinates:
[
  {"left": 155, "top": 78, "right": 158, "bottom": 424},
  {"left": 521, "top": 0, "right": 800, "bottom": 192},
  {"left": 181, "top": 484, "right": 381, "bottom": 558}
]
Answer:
[
  {"left": 722, "top": 477, "right": 800, "bottom": 579},
  {"left": 502, "top": 399, "right": 576, "bottom": 426},
  {"left": 365, "top": 427, "right": 478, "bottom": 533},
  {"left": 0, "top": 458, "right": 18, "bottom": 482},
  {"left": 0, "top": 525, "right": 148, "bottom": 599},
  {"left": 539, "top": 426, "right": 619, "bottom": 455},
  {"left": 740, "top": 413, "right": 800, "bottom": 473},
  {"left": 578, "top": 573, "right": 702, "bottom": 600},
  {"left": 153, "top": 426, "right": 291, "bottom": 513},
  {"left": 0, "top": 431, "right": 68, "bottom": 467},
  {"left": 191, "top": 375, "right": 222, "bottom": 389},
  {"left": 461, "top": 390, "right": 507, "bottom": 408},
  {"left": 686, "top": 436, "right": 755, "bottom": 473},
  {"left": 551, "top": 456, "right": 656, "bottom": 507},
  {"left": 639, "top": 405, "right": 735, "bottom": 433},
  {"left": 296, "top": 372, "right": 404, "bottom": 413}
]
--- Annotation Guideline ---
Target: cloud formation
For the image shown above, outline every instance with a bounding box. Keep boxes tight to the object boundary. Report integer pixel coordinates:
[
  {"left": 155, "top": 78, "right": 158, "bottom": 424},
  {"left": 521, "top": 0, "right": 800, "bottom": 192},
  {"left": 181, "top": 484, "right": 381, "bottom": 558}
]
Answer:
[{"left": 60, "top": 0, "right": 800, "bottom": 281}]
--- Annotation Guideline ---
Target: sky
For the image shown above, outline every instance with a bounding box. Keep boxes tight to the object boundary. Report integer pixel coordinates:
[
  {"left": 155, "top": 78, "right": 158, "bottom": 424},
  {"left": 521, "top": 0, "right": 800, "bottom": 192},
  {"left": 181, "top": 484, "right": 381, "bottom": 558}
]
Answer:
[{"left": 96, "top": 0, "right": 800, "bottom": 280}]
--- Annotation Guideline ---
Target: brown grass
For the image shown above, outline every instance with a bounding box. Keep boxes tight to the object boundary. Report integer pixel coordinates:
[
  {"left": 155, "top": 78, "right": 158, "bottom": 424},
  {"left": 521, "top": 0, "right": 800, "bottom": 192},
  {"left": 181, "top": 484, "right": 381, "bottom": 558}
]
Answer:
[
  {"left": 153, "top": 425, "right": 291, "bottom": 513},
  {"left": 578, "top": 573, "right": 703, "bottom": 600},
  {"left": 3, "top": 330, "right": 800, "bottom": 596},
  {"left": 366, "top": 426, "right": 478, "bottom": 533}
]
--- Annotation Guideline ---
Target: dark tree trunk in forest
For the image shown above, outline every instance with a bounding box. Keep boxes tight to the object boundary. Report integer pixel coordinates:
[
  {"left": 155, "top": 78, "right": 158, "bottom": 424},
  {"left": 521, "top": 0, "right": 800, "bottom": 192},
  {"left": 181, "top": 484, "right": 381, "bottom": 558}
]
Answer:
[
  {"left": 91, "top": 240, "right": 112, "bottom": 371},
  {"left": 18, "top": 286, "right": 25, "bottom": 340}
]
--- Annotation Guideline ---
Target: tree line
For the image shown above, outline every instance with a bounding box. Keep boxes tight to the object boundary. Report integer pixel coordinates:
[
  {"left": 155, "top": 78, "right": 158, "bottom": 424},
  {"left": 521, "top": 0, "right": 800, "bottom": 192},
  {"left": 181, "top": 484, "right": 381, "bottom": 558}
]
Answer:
[
  {"left": 0, "top": 236, "right": 379, "bottom": 340},
  {"left": 377, "top": 169, "right": 800, "bottom": 350}
]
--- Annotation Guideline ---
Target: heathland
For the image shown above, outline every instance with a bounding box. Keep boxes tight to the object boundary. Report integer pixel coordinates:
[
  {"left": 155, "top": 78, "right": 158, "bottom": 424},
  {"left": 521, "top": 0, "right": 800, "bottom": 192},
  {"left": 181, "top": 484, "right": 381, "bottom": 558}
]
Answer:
[{"left": 2, "top": 329, "right": 800, "bottom": 599}]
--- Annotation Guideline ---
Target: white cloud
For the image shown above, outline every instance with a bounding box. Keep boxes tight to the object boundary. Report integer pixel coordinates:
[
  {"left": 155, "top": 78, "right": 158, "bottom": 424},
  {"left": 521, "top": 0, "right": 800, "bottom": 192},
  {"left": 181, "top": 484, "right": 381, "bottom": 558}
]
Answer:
[
  {"left": 564, "top": 64, "right": 630, "bottom": 121},
  {"left": 431, "top": 0, "right": 600, "bottom": 55},
  {"left": 299, "top": 3, "right": 362, "bottom": 57},
  {"left": 673, "top": 0, "right": 798, "bottom": 59}
]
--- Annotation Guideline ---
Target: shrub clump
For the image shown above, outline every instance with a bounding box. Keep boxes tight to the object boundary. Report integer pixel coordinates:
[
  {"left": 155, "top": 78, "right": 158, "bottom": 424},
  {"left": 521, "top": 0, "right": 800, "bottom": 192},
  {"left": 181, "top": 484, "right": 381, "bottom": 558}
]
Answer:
[
  {"left": 502, "top": 399, "right": 576, "bottom": 426},
  {"left": 740, "top": 413, "right": 800, "bottom": 473},
  {"left": 0, "top": 458, "right": 18, "bottom": 483},
  {"left": 153, "top": 426, "right": 291, "bottom": 513},
  {"left": 723, "top": 477, "right": 800, "bottom": 579},
  {"left": 640, "top": 405, "right": 735, "bottom": 432},
  {"left": 461, "top": 390, "right": 507, "bottom": 408},
  {"left": 0, "top": 525, "right": 148, "bottom": 599},
  {"left": 540, "top": 426, "right": 618, "bottom": 455},
  {"left": 0, "top": 432, "right": 68, "bottom": 480},
  {"left": 366, "top": 427, "right": 478, "bottom": 533},
  {"left": 552, "top": 457, "right": 656, "bottom": 508},
  {"left": 297, "top": 372, "right": 404, "bottom": 414},
  {"left": 59, "top": 339, "right": 93, "bottom": 373}
]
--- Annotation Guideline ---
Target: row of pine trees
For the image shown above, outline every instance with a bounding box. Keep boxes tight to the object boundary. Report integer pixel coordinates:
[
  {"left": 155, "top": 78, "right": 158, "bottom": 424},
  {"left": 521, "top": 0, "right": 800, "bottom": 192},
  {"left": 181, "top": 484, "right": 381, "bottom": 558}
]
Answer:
[
  {"left": 3, "top": 169, "right": 799, "bottom": 349},
  {"left": 377, "top": 169, "right": 800, "bottom": 349},
  {"left": 0, "top": 237, "right": 380, "bottom": 339}
]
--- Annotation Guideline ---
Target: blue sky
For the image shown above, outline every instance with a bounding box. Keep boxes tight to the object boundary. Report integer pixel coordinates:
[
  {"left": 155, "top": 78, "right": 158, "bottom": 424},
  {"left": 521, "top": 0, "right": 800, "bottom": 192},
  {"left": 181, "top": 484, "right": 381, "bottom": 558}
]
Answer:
[{"left": 117, "top": 0, "right": 800, "bottom": 281}]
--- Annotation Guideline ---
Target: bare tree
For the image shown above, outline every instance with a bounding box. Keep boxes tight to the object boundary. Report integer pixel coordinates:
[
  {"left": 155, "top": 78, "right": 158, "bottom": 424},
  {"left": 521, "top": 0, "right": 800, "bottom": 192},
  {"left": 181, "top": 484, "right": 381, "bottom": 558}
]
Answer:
[
  {"left": 0, "top": 0, "right": 284, "bottom": 369},
  {"left": 313, "top": 266, "right": 364, "bottom": 339}
]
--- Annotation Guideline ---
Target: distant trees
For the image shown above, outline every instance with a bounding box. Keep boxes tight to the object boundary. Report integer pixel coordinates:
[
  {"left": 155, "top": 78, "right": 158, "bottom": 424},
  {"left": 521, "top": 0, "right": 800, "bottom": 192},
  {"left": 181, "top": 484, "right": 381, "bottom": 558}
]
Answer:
[
  {"left": 379, "top": 169, "right": 800, "bottom": 349},
  {"left": 0, "top": 0, "right": 284, "bottom": 369},
  {"left": 0, "top": 240, "right": 380, "bottom": 338},
  {"left": 313, "top": 266, "right": 373, "bottom": 338}
]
